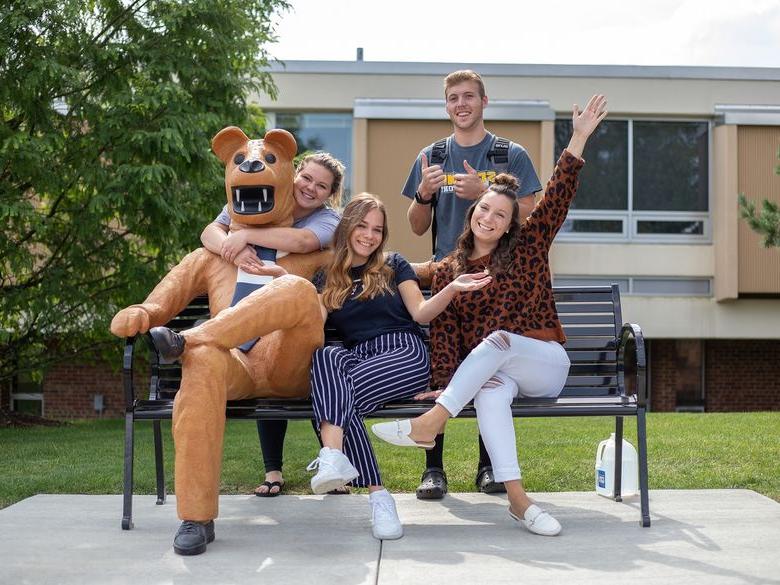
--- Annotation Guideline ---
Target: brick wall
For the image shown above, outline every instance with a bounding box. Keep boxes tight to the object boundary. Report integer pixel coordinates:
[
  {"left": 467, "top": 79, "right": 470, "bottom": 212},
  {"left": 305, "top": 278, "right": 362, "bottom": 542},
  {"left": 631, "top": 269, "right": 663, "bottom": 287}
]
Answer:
[
  {"left": 705, "top": 340, "right": 780, "bottom": 412},
  {"left": 44, "top": 361, "right": 120, "bottom": 419},
  {"left": 650, "top": 339, "right": 780, "bottom": 412},
  {"left": 43, "top": 355, "right": 149, "bottom": 420},
  {"left": 648, "top": 340, "right": 678, "bottom": 412}
]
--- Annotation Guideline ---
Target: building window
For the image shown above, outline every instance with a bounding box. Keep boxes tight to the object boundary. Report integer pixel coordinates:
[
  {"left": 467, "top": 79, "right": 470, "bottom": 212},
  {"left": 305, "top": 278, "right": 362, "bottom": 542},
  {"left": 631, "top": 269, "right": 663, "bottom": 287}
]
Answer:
[
  {"left": 554, "top": 119, "right": 710, "bottom": 242},
  {"left": 273, "top": 113, "right": 353, "bottom": 200},
  {"left": 8, "top": 370, "right": 44, "bottom": 416}
]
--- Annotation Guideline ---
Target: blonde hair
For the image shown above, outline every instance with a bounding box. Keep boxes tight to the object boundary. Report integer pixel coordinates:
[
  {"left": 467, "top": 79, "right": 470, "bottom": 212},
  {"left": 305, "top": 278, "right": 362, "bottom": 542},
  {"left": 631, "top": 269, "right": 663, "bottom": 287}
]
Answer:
[
  {"left": 444, "top": 70, "right": 486, "bottom": 99},
  {"left": 296, "top": 152, "right": 346, "bottom": 209},
  {"left": 321, "top": 193, "right": 393, "bottom": 311}
]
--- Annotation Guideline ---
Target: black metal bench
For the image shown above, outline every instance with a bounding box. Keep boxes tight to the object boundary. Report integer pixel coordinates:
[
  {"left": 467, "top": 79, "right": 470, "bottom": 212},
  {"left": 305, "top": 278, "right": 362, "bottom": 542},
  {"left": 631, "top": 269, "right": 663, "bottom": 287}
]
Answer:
[{"left": 121, "top": 284, "right": 649, "bottom": 530}]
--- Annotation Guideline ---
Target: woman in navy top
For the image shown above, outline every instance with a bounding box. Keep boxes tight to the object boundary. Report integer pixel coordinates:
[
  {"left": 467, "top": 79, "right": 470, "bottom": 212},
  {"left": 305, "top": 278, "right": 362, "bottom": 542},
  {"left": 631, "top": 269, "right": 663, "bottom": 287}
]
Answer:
[{"left": 303, "top": 193, "right": 490, "bottom": 541}]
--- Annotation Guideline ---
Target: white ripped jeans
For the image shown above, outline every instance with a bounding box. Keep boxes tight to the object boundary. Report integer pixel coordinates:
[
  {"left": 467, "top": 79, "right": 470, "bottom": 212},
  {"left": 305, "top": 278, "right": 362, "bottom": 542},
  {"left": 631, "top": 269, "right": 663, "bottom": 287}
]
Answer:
[{"left": 435, "top": 331, "right": 570, "bottom": 483}]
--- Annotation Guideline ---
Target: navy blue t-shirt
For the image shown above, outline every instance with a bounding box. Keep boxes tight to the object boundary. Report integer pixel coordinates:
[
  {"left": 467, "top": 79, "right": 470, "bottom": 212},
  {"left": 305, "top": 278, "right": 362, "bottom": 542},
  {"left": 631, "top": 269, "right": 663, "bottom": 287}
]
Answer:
[{"left": 315, "top": 252, "right": 424, "bottom": 348}]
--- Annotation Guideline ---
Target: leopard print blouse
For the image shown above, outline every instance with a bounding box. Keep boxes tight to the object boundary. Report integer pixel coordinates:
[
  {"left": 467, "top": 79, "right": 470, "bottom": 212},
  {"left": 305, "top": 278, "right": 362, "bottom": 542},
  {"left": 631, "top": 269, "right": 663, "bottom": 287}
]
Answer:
[{"left": 430, "top": 150, "right": 584, "bottom": 389}]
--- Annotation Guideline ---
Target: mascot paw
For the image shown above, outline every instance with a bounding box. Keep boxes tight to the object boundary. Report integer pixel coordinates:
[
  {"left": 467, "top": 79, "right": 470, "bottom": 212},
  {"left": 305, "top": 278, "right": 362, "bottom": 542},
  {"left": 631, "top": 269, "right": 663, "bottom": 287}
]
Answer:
[{"left": 110, "top": 306, "right": 152, "bottom": 337}]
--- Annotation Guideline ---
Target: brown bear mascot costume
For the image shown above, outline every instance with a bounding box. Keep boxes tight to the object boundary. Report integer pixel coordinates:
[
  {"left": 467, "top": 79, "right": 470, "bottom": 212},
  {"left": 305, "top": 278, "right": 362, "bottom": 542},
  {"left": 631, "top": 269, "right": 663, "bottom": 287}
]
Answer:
[{"left": 110, "top": 127, "right": 329, "bottom": 555}]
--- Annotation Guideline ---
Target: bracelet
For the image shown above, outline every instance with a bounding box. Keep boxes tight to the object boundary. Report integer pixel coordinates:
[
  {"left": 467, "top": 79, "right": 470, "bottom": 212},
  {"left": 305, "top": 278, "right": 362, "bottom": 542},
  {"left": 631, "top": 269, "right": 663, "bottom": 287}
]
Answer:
[{"left": 414, "top": 190, "right": 434, "bottom": 205}]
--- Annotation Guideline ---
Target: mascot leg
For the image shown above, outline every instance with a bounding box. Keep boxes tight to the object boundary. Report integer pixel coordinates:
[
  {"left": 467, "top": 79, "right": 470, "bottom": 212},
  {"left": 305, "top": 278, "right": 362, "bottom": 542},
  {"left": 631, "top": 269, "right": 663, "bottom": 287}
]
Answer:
[
  {"left": 183, "top": 274, "right": 324, "bottom": 396},
  {"left": 172, "top": 274, "right": 323, "bottom": 521},
  {"left": 173, "top": 345, "right": 255, "bottom": 521}
]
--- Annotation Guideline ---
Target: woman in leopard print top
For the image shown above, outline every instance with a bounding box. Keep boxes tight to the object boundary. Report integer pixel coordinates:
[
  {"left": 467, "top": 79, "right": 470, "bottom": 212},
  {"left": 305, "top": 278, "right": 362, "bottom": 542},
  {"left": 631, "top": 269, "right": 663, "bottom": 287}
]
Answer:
[{"left": 373, "top": 95, "right": 608, "bottom": 537}]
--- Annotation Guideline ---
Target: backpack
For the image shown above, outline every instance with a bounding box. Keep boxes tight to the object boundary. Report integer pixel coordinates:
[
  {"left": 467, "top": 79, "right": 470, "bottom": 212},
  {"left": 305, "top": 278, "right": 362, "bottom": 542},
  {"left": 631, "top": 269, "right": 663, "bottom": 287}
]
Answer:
[{"left": 428, "top": 135, "right": 511, "bottom": 256}]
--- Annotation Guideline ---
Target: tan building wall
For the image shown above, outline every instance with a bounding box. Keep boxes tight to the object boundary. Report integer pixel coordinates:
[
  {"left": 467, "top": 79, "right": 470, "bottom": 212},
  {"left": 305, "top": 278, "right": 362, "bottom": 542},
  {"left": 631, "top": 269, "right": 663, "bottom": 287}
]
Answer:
[
  {"left": 713, "top": 124, "right": 739, "bottom": 300},
  {"left": 622, "top": 296, "right": 780, "bottom": 338},
  {"left": 737, "top": 126, "right": 780, "bottom": 294},
  {"left": 551, "top": 244, "right": 714, "bottom": 277}
]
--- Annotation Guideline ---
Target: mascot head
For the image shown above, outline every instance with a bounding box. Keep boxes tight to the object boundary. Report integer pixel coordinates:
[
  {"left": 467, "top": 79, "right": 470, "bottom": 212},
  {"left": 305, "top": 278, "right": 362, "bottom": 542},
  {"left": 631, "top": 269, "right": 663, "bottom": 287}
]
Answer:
[{"left": 211, "top": 127, "right": 298, "bottom": 227}]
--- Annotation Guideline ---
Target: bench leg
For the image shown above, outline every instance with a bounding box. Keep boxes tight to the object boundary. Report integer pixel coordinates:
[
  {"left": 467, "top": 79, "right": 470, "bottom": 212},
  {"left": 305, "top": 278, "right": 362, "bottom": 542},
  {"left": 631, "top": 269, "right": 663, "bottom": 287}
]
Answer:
[
  {"left": 311, "top": 418, "right": 322, "bottom": 447},
  {"left": 122, "top": 413, "right": 135, "bottom": 530},
  {"left": 613, "top": 416, "right": 624, "bottom": 502},
  {"left": 637, "top": 407, "right": 651, "bottom": 527},
  {"left": 153, "top": 420, "right": 166, "bottom": 505}
]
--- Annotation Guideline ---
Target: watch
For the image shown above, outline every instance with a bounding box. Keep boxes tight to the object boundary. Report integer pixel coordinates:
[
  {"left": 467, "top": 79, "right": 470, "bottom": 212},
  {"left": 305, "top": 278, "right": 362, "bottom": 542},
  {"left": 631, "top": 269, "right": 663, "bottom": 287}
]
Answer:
[{"left": 414, "top": 190, "right": 434, "bottom": 205}]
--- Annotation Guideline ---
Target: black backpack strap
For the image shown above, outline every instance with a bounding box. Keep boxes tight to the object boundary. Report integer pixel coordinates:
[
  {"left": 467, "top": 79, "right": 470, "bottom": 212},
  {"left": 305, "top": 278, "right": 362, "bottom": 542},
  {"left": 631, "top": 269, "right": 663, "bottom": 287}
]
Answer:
[
  {"left": 427, "top": 138, "right": 449, "bottom": 257},
  {"left": 488, "top": 136, "right": 510, "bottom": 174},
  {"left": 430, "top": 138, "right": 448, "bottom": 166}
]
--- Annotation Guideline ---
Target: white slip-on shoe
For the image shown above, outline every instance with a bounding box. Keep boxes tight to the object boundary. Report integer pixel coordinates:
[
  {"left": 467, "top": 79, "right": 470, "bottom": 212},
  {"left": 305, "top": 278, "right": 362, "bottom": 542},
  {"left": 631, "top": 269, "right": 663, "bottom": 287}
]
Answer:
[
  {"left": 370, "top": 420, "right": 435, "bottom": 449},
  {"left": 306, "top": 447, "right": 360, "bottom": 495},
  {"left": 369, "top": 490, "right": 403, "bottom": 540},
  {"left": 509, "top": 504, "right": 562, "bottom": 536}
]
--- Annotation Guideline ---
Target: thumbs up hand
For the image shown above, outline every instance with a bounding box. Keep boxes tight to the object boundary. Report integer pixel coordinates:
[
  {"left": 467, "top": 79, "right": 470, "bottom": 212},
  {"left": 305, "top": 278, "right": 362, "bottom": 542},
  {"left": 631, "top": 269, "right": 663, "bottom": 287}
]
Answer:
[
  {"left": 417, "top": 152, "right": 446, "bottom": 203},
  {"left": 453, "top": 159, "right": 487, "bottom": 200}
]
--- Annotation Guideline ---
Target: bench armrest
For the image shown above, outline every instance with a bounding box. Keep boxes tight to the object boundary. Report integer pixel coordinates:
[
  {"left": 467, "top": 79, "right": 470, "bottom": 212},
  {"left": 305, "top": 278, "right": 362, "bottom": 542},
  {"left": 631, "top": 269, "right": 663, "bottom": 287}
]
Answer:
[
  {"left": 618, "top": 323, "right": 648, "bottom": 407},
  {"left": 123, "top": 333, "right": 165, "bottom": 411},
  {"left": 122, "top": 337, "right": 138, "bottom": 413}
]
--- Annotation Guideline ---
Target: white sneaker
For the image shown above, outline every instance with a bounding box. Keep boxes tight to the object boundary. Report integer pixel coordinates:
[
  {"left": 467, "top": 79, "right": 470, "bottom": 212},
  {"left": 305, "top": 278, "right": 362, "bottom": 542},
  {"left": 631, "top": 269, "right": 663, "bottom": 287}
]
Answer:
[
  {"left": 306, "top": 447, "right": 359, "bottom": 495},
  {"left": 509, "top": 504, "right": 562, "bottom": 536},
  {"left": 369, "top": 490, "right": 403, "bottom": 540}
]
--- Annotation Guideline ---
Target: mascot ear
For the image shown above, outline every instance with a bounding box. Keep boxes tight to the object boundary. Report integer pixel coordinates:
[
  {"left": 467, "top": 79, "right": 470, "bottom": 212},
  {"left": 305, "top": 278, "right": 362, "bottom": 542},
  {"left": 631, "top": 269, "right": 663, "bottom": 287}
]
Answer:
[
  {"left": 212, "top": 127, "right": 250, "bottom": 164},
  {"left": 264, "top": 129, "right": 298, "bottom": 161}
]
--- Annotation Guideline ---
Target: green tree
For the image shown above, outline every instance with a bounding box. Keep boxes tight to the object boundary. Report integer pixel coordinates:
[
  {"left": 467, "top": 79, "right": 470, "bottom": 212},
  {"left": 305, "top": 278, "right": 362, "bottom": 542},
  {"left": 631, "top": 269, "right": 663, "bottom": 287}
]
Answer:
[
  {"left": 738, "top": 148, "right": 780, "bottom": 248},
  {"left": 0, "top": 0, "right": 289, "bottom": 385}
]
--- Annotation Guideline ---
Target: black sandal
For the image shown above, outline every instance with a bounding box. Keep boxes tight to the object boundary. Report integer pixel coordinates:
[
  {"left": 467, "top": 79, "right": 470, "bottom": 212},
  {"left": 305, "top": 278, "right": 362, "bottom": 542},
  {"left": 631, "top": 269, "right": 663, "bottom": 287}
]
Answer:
[
  {"left": 475, "top": 465, "right": 506, "bottom": 494},
  {"left": 254, "top": 480, "right": 284, "bottom": 497},
  {"left": 416, "top": 467, "right": 448, "bottom": 500}
]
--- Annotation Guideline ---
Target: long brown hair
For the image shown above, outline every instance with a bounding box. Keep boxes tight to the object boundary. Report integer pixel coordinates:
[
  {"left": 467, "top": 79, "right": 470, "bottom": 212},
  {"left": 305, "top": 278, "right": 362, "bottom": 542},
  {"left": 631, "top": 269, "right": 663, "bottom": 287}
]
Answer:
[
  {"left": 451, "top": 173, "right": 523, "bottom": 276},
  {"left": 321, "top": 193, "right": 393, "bottom": 311}
]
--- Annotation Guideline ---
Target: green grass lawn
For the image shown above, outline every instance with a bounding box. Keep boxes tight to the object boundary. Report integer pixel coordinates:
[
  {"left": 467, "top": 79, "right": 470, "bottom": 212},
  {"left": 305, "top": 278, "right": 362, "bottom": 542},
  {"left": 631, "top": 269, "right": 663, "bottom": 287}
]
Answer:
[{"left": 1, "top": 412, "right": 778, "bottom": 510}]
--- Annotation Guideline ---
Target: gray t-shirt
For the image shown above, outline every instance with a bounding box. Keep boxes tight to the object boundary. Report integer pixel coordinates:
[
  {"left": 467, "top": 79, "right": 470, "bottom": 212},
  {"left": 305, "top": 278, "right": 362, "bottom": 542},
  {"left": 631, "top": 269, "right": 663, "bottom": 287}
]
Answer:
[
  {"left": 215, "top": 204, "right": 340, "bottom": 249},
  {"left": 402, "top": 132, "right": 542, "bottom": 260}
]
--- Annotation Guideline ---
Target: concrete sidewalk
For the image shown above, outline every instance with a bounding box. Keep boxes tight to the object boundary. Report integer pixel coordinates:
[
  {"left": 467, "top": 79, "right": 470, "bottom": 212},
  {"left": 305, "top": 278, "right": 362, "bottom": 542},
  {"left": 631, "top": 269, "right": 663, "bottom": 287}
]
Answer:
[{"left": 1, "top": 490, "right": 778, "bottom": 585}]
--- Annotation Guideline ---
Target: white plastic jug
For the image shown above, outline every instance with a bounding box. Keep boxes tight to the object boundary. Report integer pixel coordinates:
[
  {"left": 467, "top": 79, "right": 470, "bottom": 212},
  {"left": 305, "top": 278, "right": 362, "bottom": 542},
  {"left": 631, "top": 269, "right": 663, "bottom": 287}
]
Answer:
[{"left": 595, "top": 433, "right": 639, "bottom": 497}]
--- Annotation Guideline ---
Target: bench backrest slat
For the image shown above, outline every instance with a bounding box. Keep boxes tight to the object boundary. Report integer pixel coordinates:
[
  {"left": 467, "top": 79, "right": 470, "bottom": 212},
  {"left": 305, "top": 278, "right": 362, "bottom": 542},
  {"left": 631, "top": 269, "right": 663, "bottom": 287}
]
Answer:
[{"left": 567, "top": 350, "right": 617, "bottom": 362}]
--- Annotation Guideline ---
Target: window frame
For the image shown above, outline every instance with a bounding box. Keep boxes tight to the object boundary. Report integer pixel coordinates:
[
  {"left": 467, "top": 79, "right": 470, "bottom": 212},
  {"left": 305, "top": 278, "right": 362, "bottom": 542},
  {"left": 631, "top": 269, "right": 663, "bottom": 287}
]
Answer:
[
  {"left": 11, "top": 392, "right": 44, "bottom": 416},
  {"left": 555, "top": 117, "right": 713, "bottom": 244}
]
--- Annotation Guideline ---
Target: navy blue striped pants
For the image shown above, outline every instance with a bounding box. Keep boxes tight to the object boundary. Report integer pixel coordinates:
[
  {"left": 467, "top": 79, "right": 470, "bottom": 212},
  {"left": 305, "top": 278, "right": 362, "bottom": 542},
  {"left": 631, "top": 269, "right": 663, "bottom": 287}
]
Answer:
[{"left": 310, "top": 331, "right": 429, "bottom": 487}]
